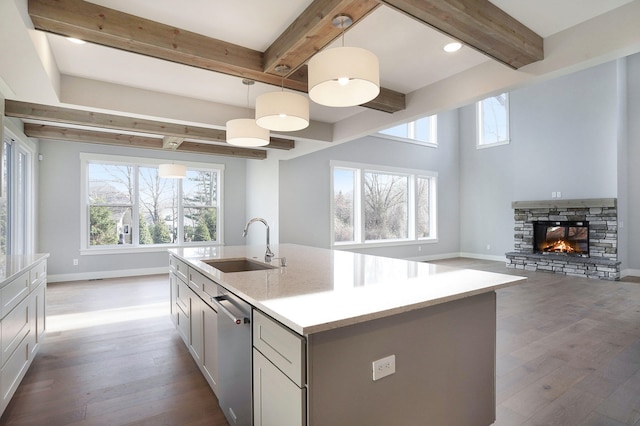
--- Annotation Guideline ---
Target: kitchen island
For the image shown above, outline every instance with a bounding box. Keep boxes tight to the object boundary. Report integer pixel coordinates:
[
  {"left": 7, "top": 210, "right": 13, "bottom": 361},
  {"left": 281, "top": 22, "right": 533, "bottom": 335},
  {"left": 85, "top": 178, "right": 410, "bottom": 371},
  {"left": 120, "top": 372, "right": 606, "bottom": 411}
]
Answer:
[{"left": 169, "top": 244, "right": 525, "bottom": 426}]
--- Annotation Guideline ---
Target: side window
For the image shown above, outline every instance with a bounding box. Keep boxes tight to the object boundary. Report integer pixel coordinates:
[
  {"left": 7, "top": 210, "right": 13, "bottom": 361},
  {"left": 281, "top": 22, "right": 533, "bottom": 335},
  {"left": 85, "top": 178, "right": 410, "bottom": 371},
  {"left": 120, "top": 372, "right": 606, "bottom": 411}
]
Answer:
[
  {"left": 332, "top": 162, "right": 437, "bottom": 247},
  {"left": 477, "top": 93, "right": 510, "bottom": 148},
  {"left": 377, "top": 115, "right": 437, "bottom": 147}
]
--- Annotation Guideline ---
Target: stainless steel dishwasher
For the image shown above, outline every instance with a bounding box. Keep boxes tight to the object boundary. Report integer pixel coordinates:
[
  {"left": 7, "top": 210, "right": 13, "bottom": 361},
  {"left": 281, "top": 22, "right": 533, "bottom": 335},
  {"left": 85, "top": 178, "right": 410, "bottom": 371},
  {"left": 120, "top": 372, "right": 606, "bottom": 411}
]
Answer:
[{"left": 210, "top": 288, "right": 252, "bottom": 426}]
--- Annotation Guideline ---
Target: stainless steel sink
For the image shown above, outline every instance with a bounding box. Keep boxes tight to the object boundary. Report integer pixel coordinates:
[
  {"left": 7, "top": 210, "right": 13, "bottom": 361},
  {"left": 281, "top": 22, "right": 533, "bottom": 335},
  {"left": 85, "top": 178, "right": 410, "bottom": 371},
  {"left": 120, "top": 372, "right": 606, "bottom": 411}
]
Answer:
[{"left": 202, "top": 258, "right": 276, "bottom": 273}]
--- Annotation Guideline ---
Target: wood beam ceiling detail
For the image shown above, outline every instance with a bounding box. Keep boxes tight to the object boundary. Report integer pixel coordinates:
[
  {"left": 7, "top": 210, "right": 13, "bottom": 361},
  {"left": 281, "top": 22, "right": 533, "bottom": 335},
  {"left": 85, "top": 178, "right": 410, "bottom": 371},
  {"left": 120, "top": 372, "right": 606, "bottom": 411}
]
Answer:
[
  {"left": 25, "top": 0, "right": 544, "bottom": 118},
  {"left": 378, "top": 0, "right": 543, "bottom": 69},
  {"left": 6, "top": 100, "right": 293, "bottom": 157},
  {"left": 24, "top": 124, "right": 267, "bottom": 159}
]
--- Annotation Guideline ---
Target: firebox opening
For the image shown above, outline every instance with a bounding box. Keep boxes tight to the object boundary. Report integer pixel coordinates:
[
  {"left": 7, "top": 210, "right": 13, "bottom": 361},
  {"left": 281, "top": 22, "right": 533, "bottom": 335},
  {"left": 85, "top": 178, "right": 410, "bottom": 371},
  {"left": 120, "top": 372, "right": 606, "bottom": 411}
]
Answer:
[{"left": 533, "top": 221, "right": 589, "bottom": 257}]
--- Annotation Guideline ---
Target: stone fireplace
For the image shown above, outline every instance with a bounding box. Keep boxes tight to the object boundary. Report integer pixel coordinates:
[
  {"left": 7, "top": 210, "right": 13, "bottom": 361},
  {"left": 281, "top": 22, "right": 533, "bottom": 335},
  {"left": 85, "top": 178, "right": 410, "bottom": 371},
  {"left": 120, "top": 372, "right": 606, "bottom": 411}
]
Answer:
[{"left": 506, "top": 198, "right": 620, "bottom": 280}]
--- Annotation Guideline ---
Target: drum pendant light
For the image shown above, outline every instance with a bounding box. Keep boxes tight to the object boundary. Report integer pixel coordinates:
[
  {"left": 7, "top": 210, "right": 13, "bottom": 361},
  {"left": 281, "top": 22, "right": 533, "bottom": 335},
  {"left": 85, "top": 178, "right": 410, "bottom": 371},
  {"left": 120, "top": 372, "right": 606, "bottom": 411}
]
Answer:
[
  {"left": 308, "top": 15, "right": 380, "bottom": 107},
  {"left": 159, "top": 163, "right": 187, "bottom": 179},
  {"left": 227, "top": 79, "right": 270, "bottom": 147},
  {"left": 256, "top": 65, "right": 309, "bottom": 132}
]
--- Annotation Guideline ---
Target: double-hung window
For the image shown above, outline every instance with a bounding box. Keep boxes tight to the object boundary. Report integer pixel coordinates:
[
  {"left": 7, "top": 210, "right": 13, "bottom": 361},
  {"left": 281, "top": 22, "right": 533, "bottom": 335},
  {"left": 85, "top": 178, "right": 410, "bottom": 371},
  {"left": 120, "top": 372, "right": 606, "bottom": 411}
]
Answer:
[
  {"left": 331, "top": 161, "right": 437, "bottom": 247},
  {"left": 477, "top": 93, "right": 510, "bottom": 148},
  {"left": 81, "top": 154, "right": 223, "bottom": 252}
]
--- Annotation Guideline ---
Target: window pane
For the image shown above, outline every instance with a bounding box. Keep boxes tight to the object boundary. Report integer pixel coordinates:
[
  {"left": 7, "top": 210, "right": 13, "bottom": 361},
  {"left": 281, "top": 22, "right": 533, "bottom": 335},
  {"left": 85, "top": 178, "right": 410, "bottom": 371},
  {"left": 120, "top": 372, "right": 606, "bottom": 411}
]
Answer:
[
  {"left": 184, "top": 170, "right": 217, "bottom": 206},
  {"left": 139, "top": 166, "right": 177, "bottom": 244},
  {"left": 379, "top": 123, "right": 409, "bottom": 139},
  {"left": 480, "top": 93, "right": 508, "bottom": 145},
  {"left": 414, "top": 117, "right": 431, "bottom": 142},
  {"left": 90, "top": 206, "right": 132, "bottom": 246},
  {"left": 88, "top": 163, "right": 133, "bottom": 204},
  {"left": 333, "top": 168, "right": 355, "bottom": 242},
  {"left": 183, "top": 207, "right": 217, "bottom": 242},
  {"left": 416, "top": 177, "right": 431, "bottom": 238},
  {"left": 0, "top": 141, "right": 9, "bottom": 255},
  {"left": 364, "top": 172, "right": 408, "bottom": 241}
]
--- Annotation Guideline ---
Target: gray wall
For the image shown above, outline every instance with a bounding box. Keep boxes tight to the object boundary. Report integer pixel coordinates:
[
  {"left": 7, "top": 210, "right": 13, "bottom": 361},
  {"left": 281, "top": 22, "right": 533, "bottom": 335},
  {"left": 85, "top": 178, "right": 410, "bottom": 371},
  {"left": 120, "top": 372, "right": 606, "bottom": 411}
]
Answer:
[
  {"left": 38, "top": 139, "right": 247, "bottom": 279},
  {"left": 459, "top": 59, "right": 631, "bottom": 265},
  {"left": 279, "top": 109, "right": 460, "bottom": 260}
]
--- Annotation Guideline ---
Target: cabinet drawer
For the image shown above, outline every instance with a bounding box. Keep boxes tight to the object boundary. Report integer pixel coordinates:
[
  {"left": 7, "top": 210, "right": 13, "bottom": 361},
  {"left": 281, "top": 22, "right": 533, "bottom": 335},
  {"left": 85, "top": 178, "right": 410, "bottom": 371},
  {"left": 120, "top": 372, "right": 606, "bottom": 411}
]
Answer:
[
  {"left": 188, "top": 268, "right": 207, "bottom": 293},
  {"left": 1, "top": 298, "right": 29, "bottom": 368},
  {"left": 1, "top": 272, "right": 30, "bottom": 318},
  {"left": 176, "top": 279, "right": 190, "bottom": 316},
  {"left": 29, "top": 261, "right": 47, "bottom": 291},
  {"left": 1, "top": 330, "right": 29, "bottom": 402},
  {"left": 170, "top": 256, "right": 189, "bottom": 283},
  {"left": 253, "top": 310, "right": 306, "bottom": 387}
]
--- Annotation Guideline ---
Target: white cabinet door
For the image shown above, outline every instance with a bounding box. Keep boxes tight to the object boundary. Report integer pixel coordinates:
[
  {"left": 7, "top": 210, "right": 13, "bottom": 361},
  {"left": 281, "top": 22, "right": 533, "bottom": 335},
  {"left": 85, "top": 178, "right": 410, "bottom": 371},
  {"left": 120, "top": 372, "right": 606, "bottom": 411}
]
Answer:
[
  {"left": 188, "top": 288, "right": 203, "bottom": 365},
  {"left": 201, "top": 304, "right": 219, "bottom": 396},
  {"left": 169, "top": 272, "right": 178, "bottom": 326},
  {"left": 253, "top": 348, "right": 305, "bottom": 426}
]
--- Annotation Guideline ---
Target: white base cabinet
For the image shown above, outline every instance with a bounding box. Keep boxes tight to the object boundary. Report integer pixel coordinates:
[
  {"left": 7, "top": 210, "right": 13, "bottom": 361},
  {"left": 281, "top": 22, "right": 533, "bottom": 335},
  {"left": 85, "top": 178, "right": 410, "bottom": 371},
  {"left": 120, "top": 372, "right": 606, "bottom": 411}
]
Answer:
[
  {"left": 0, "top": 256, "right": 48, "bottom": 417},
  {"left": 169, "top": 254, "right": 219, "bottom": 397}
]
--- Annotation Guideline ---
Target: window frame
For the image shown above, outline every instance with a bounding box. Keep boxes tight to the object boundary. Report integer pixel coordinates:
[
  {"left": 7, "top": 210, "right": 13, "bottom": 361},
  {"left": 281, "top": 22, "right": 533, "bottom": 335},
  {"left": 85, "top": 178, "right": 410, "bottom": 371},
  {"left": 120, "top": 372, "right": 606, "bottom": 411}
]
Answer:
[
  {"left": 330, "top": 161, "right": 438, "bottom": 249},
  {"left": 1, "top": 125, "right": 36, "bottom": 256},
  {"left": 476, "top": 92, "right": 510, "bottom": 149},
  {"left": 80, "top": 153, "right": 224, "bottom": 255},
  {"left": 376, "top": 115, "right": 438, "bottom": 147}
]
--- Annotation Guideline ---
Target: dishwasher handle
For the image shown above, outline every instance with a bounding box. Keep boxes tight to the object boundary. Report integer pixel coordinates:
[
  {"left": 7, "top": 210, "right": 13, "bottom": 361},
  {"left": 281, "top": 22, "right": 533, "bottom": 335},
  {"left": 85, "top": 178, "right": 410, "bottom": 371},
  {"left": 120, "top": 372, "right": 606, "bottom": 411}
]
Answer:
[{"left": 210, "top": 295, "right": 250, "bottom": 325}]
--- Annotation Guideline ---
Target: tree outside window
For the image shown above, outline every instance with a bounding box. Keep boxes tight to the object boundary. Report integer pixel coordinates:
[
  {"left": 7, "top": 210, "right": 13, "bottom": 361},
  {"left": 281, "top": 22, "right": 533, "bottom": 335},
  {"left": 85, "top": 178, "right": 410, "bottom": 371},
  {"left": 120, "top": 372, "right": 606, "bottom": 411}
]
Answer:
[
  {"left": 85, "top": 156, "right": 222, "bottom": 249},
  {"left": 332, "top": 163, "right": 437, "bottom": 247}
]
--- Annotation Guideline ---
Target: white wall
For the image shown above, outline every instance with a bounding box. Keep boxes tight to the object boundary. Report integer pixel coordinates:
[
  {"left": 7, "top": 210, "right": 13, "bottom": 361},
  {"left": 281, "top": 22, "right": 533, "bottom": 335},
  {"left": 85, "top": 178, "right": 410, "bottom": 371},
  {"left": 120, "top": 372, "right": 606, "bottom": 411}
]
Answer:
[
  {"left": 279, "top": 109, "right": 460, "bottom": 260},
  {"left": 38, "top": 139, "right": 247, "bottom": 280},
  {"left": 245, "top": 157, "right": 279, "bottom": 248}
]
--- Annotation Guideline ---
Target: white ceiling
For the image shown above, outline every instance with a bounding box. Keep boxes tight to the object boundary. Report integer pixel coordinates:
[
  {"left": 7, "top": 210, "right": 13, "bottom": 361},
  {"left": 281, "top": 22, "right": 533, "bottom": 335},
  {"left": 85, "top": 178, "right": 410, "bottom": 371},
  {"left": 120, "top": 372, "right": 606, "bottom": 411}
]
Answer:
[{"left": 1, "top": 0, "right": 639, "bottom": 152}]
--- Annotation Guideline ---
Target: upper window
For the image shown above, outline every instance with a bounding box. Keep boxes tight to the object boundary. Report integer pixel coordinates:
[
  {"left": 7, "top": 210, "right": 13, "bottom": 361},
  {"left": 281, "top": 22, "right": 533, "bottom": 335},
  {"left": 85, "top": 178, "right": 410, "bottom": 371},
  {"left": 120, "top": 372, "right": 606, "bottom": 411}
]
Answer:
[
  {"left": 377, "top": 115, "right": 437, "bottom": 147},
  {"left": 477, "top": 93, "right": 510, "bottom": 148},
  {"left": 331, "top": 161, "right": 437, "bottom": 248},
  {"left": 82, "top": 154, "right": 223, "bottom": 252}
]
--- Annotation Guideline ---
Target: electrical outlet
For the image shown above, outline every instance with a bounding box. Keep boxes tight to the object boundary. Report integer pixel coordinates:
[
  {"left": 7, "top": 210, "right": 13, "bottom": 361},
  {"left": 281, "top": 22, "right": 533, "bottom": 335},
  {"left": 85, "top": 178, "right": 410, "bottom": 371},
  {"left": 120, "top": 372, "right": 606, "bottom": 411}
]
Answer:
[
  {"left": 372, "top": 355, "right": 396, "bottom": 381},
  {"left": 486, "top": 244, "right": 491, "bottom": 250},
  {"left": 551, "top": 192, "right": 557, "bottom": 198},
  {"left": 557, "top": 191, "right": 562, "bottom": 198},
  {"left": 73, "top": 259, "right": 79, "bottom": 266}
]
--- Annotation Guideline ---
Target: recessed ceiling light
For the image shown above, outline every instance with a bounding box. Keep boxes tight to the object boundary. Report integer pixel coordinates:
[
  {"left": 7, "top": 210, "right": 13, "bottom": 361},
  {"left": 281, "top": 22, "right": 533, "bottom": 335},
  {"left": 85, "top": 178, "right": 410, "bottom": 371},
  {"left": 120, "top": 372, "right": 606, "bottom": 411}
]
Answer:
[
  {"left": 66, "top": 37, "right": 86, "bottom": 45},
  {"left": 443, "top": 42, "right": 462, "bottom": 53}
]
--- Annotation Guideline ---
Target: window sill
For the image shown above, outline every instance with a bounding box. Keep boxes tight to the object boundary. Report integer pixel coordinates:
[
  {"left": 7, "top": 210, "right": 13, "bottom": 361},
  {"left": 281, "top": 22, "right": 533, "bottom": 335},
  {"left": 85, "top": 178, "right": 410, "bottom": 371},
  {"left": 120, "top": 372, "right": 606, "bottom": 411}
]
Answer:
[
  {"left": 333, "top": 238, "right": 438, "bottom": 250},
  {"left": 81, "top": 242, "right": 223, "bottom": 256}
]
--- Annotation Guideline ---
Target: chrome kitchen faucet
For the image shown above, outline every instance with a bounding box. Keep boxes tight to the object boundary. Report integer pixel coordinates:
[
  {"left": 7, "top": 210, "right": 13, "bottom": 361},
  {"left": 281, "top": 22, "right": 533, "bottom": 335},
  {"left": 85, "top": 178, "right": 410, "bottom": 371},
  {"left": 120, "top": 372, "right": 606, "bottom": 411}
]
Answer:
[{"left": 242, "top": 217, "right": 275, "bottom": 262}]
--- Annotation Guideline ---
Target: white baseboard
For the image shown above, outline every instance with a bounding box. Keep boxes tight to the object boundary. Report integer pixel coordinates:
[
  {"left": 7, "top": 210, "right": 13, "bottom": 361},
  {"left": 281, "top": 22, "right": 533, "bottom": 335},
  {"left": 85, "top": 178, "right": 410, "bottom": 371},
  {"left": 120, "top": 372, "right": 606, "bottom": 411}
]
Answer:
[
  {"left": 621, "top": 268, "right": 640, "bottom": 278},
  {"left": 458, "top": 252, "right": 508, "bottom": 262},
  {"left": 48, "top": 266, "right": 169, "bottom": 283},
  {"left": 405, "top": 252, "right": 461, "bottom": 262}
]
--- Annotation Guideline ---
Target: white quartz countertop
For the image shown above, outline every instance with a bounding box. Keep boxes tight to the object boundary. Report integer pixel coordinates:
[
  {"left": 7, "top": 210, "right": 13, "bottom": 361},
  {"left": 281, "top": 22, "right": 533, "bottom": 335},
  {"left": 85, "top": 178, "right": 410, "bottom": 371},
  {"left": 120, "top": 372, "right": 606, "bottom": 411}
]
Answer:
[
  {"left": 170, "top": 244, "right": 525, "bottom": 335},
  {"left": 0, "top": 253, "right": 49, "bottom": 286}
]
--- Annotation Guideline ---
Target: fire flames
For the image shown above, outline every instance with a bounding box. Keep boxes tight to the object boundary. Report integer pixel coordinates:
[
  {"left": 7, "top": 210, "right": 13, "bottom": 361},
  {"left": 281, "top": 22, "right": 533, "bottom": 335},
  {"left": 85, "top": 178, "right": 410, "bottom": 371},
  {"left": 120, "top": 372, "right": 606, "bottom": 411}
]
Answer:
[{"left": 542, "top": 240, "right": 577, "bottom": 253}]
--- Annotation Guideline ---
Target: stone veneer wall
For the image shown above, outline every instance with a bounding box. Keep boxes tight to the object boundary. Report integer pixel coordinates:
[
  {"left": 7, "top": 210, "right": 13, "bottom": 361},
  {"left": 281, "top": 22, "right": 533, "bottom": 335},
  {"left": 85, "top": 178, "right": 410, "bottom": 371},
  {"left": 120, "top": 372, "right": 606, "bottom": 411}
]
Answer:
[{"left": 506, "top": 198, "right": 620, "bottom": 280}]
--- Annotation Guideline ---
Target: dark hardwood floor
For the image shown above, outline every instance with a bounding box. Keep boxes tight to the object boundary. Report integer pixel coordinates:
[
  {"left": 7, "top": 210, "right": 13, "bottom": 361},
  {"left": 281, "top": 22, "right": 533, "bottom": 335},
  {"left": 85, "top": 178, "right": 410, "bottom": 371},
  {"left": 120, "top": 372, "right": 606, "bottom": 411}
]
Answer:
[
  {"left": 0, "top": 275, "right": 228, "bottom": 426},
  {"left": 1, "top": 261, "right": 639, "bottom": 425}
]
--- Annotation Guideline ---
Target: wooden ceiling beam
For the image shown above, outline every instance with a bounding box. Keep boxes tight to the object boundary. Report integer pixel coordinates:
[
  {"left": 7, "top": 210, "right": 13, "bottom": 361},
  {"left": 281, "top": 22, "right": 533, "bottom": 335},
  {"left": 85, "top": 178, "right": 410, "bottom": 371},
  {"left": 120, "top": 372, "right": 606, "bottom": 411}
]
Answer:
[
  {"left": 27, "top": 0, "right": 406, "bottom": 113},
  {"left": 378, "top": 0, "right": 543, "bottom": 69},
  {"left": 263, "top": 0, "right": 380, "bottom": 75},
  {"left": 5, "top": 100, "right": 294, "bottom": 150},
  {"left": 23, "top": 123, "right": 267, "bottom": 160}
]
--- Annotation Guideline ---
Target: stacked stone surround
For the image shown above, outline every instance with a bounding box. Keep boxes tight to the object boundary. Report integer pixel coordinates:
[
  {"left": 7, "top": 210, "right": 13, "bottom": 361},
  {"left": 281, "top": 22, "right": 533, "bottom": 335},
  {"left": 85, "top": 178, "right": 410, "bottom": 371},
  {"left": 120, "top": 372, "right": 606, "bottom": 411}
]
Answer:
[{"left": 505, "top": 198, "right": 620, "bottom": 280}]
